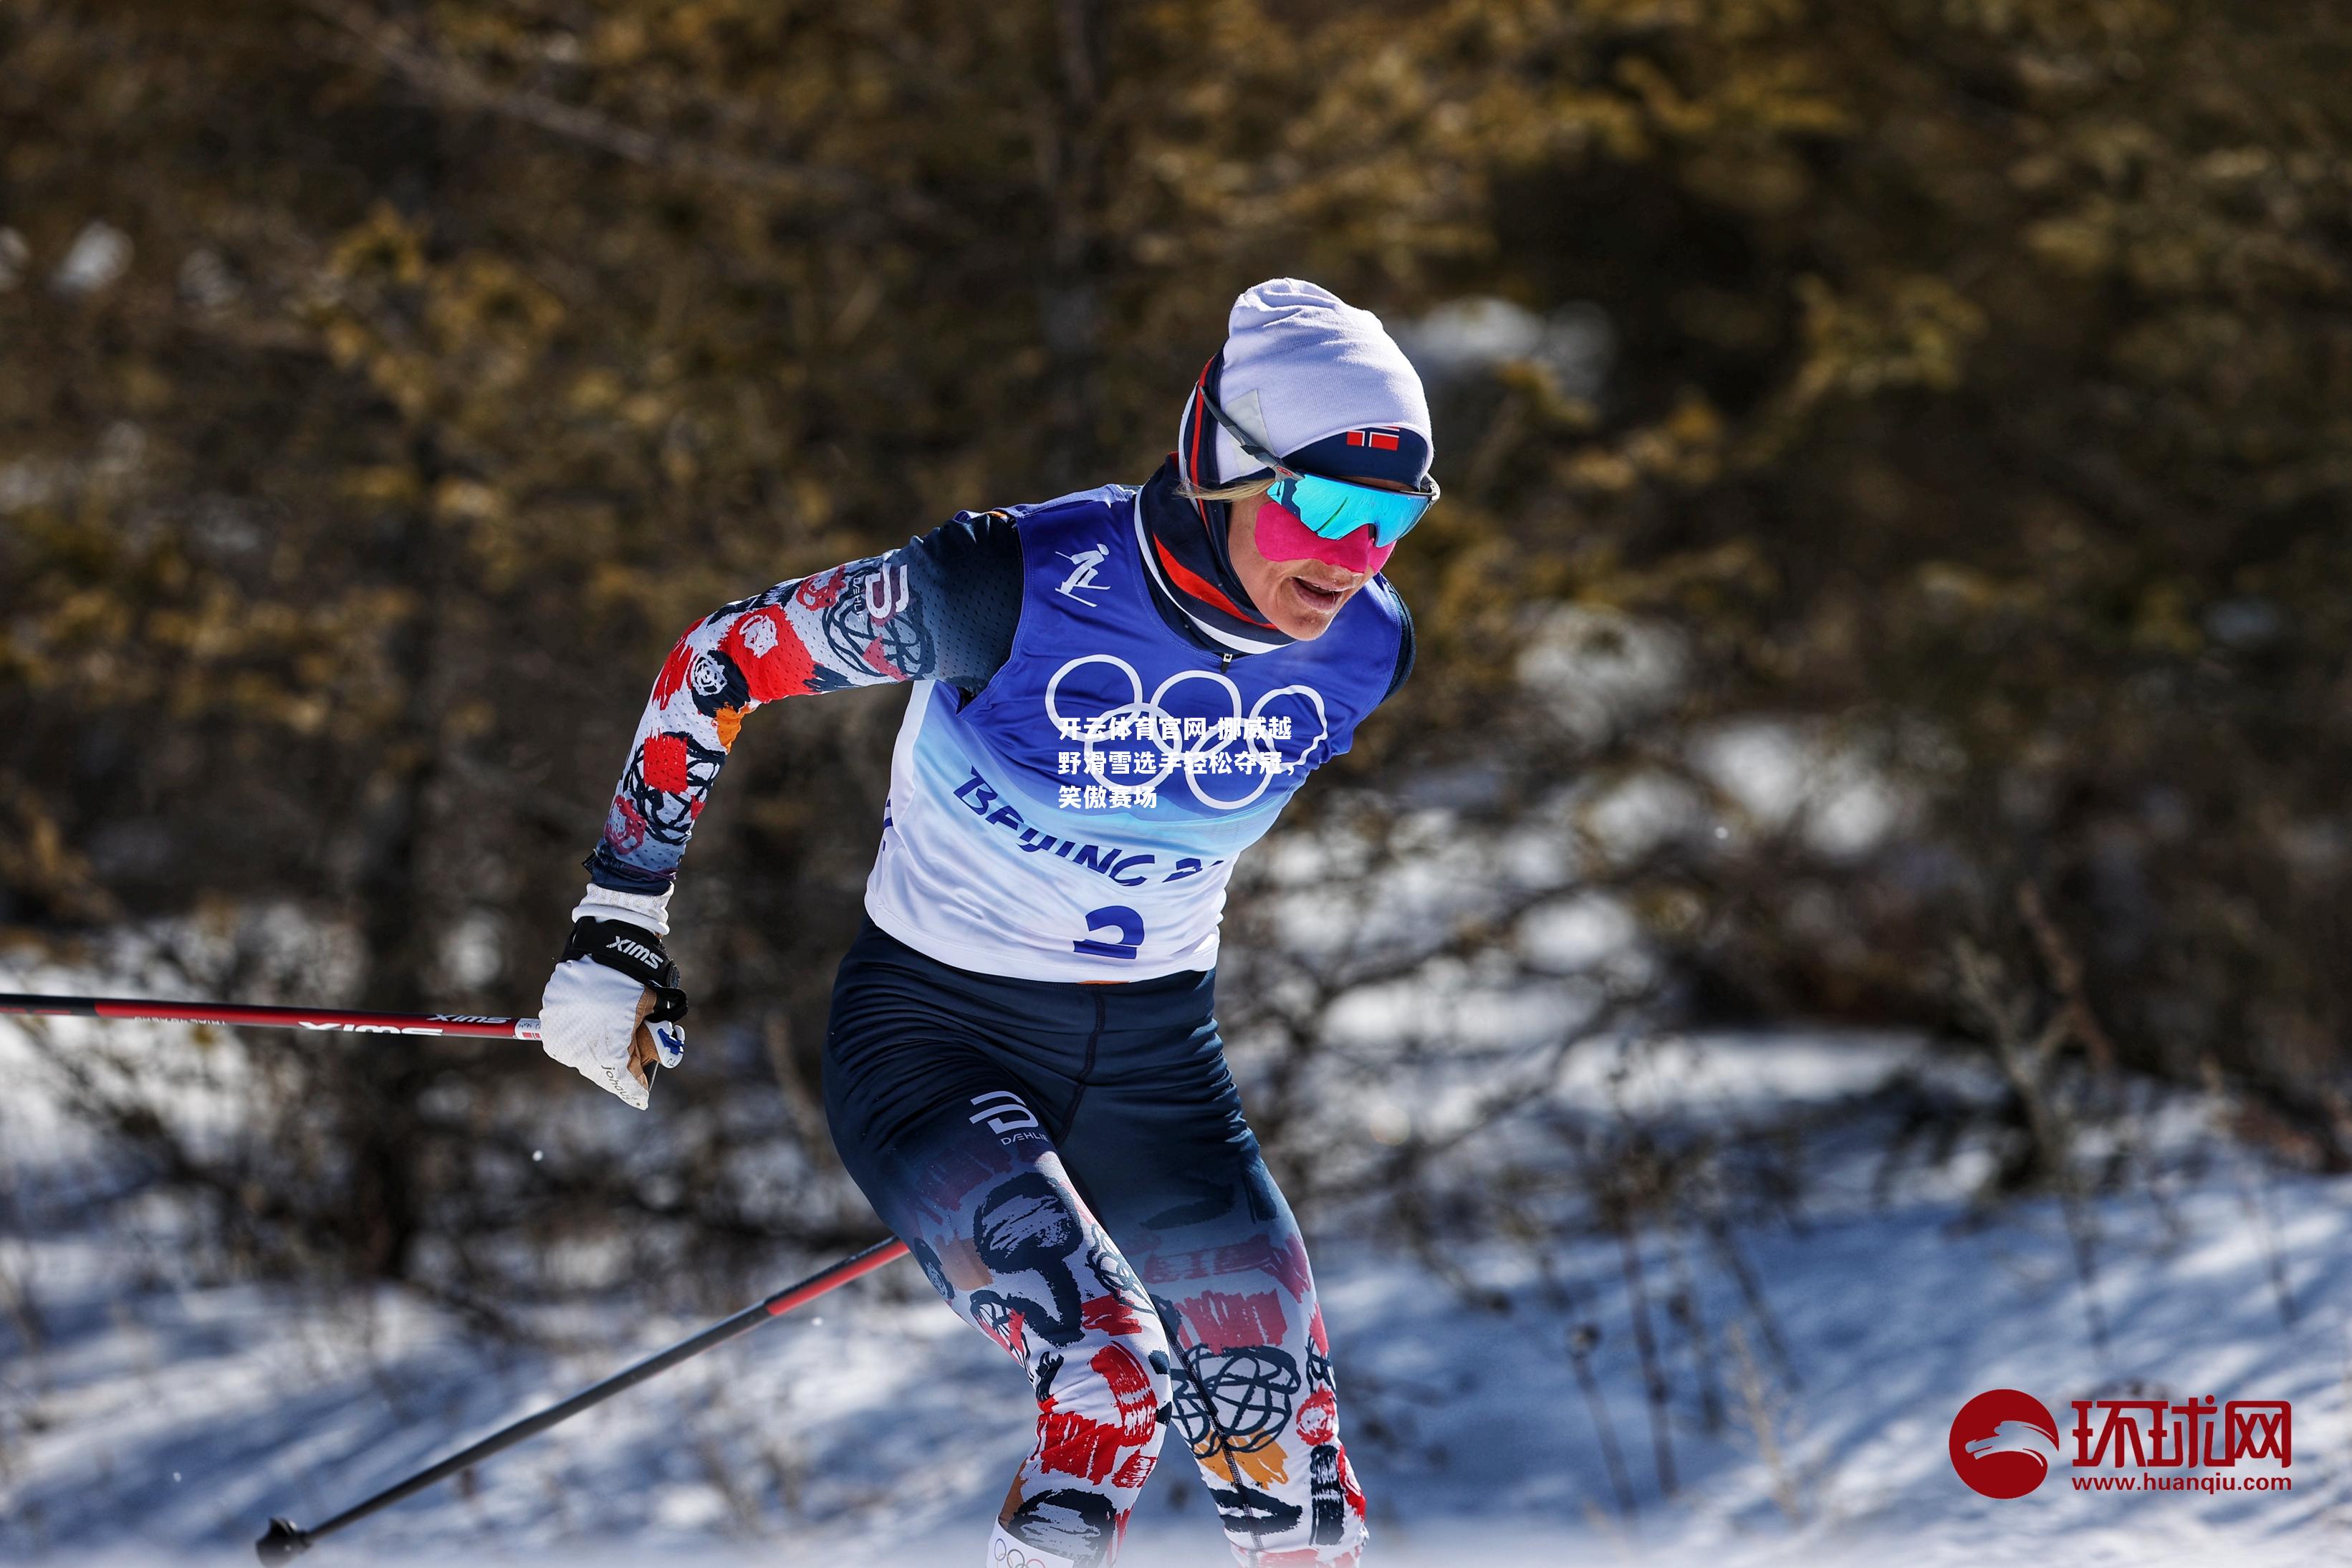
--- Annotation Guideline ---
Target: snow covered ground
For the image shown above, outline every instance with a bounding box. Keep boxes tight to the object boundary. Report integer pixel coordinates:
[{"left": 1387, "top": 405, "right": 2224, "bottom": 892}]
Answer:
[{"left": 5, "top": 992, "right": 2348, "bottom": 1567}]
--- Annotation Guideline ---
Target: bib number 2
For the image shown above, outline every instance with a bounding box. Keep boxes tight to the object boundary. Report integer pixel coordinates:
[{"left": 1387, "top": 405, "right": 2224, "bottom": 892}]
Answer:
[{"left": 1073, "top": 905, "right": 1144, "bottom": 961}]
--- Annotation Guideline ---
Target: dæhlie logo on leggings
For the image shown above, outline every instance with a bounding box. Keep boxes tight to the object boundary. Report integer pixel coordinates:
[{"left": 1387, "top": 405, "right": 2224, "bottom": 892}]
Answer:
[{"left": 1949, "top": 1389, "right": 2060, "bottom": 1498}]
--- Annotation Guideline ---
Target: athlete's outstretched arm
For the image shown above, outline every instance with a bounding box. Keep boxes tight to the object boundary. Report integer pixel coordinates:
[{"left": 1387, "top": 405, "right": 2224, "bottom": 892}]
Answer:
[
  {"left": 585, "top": 512, "right": 1019, "bottom": 900},
  {"left": 538, "top": 511, "right": 1017, "bottom": 1108}
]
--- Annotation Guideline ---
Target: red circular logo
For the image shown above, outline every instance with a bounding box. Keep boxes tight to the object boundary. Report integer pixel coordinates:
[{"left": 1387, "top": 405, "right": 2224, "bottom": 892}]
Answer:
[{"left": 1949, "top": 1389, "right": 2060, "bottom": 1498}]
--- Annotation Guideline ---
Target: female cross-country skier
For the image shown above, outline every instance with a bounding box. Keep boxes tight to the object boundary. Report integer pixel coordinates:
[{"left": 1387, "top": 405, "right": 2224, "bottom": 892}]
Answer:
[{"left": 538, "top": 278, "right": 1435, "bottom": 1568}]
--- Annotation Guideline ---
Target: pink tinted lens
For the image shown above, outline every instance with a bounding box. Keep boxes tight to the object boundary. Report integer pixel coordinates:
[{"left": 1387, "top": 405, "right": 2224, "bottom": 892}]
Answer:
[{"left": 1254, "top": 500, "right": 1396, "bottom": 574}]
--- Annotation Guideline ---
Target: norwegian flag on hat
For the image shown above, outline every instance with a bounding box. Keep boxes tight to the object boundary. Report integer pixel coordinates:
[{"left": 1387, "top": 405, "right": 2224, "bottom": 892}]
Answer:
[{"left": 1286, "top": 420, "right": 1431, "bottom": 487}]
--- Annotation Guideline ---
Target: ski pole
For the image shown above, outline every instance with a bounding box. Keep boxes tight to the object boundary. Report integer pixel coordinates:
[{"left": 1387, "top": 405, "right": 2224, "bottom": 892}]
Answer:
[
  {"left": 0, "top": 992, "right": 540, "bottom": 1040},
  {"left": 254, "top": 1236, "right": 910, "bottom": 1564}
]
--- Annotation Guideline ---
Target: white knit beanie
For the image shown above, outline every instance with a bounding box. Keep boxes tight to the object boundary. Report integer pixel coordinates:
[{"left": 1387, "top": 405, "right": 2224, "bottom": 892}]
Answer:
[{"left": 1179, "top": 279, "right": 1434, "bottom": 489}]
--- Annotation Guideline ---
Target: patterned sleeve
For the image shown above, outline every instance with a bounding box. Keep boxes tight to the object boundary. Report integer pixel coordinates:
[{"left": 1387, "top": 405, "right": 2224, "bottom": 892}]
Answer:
[{"left": 585, "top": 510, "right": 1023, "bottom": 894}]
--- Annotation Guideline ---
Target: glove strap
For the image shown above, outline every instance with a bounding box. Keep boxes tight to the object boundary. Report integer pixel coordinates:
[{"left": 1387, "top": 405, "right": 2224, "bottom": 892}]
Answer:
[{"left": 564, "top": 918, "right": 690, "bottom": 1023}]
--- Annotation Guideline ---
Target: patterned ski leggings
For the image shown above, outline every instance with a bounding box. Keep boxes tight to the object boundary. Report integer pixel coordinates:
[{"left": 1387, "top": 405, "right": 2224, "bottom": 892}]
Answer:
[{"left": 824, "top": 918, "right": 1366, "bottom": 1567}]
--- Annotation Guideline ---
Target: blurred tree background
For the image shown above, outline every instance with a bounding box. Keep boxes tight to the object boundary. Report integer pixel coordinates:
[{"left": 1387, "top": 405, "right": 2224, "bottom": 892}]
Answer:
[{"left": 2, "top": 0, "right": 2348, "bottom": 1297}]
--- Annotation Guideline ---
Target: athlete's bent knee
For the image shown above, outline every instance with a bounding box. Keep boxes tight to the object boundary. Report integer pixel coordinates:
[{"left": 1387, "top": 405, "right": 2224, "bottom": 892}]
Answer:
[{"left": 1032, "top": 1316, "right": 1171, "bottom": 1488}]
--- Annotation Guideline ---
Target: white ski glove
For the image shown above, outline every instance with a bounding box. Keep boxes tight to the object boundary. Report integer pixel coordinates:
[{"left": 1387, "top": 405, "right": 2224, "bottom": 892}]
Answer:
[{"left": 539, "top": 893, "right": 687, "bottom": 1111}]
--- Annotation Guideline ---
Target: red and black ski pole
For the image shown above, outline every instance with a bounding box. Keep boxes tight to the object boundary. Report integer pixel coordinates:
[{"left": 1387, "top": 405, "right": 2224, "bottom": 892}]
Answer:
[
  {"left": 252, "top": 1238, "right": 909, "bottom": 1562},
  {"left": 0, "top": 993, "right": 911, "bottom": 1557},
  {"left": 0, "top": 992, "right": 542, "bottom": 1040}
]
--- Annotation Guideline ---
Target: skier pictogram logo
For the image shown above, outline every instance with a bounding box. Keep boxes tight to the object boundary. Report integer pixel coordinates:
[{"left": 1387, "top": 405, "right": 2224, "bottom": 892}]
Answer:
[
  {"left": 1950, "top": 1388, "right": 2060, "bottom": 1498},
  {"left": 1056, "top": 544, "right": 1109, "bottom": 606}
]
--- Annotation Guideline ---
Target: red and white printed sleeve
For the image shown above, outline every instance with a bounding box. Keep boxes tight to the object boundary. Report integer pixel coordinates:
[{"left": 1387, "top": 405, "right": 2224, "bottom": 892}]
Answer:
[{"left": 583, "top": 514, "right": 1022, "bottom": 897}]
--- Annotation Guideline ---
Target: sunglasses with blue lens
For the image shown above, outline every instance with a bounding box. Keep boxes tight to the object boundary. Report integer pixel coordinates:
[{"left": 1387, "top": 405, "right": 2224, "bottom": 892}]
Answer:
[{"left": 1198, "top": 389, "right": 1439, "bottom": 549}]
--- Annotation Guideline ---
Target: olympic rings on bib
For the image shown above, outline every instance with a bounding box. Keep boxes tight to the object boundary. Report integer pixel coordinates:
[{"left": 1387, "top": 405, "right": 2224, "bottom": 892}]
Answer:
[{"left": 1042, "top": 653, "right": 1330, "bottom": 811}]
